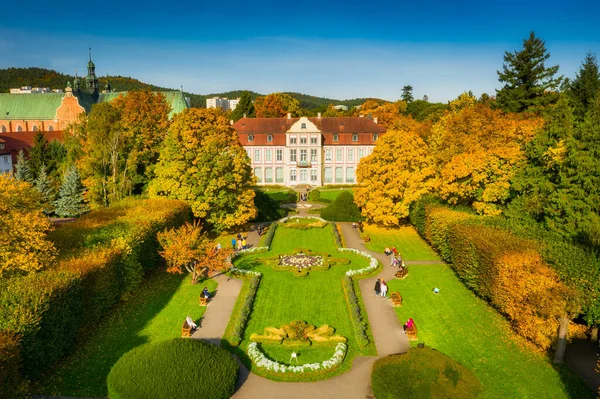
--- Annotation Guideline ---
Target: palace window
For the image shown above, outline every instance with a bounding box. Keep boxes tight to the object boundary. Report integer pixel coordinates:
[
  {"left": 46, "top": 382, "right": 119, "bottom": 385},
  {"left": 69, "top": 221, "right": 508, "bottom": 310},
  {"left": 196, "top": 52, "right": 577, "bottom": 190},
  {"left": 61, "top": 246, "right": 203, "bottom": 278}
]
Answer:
[
  {"left": 310, "top": 137, "right": 317, "bottom": 144},
  {"left": 335, "top": 167, "right": 343, "bottom": 183},
  {"left": 254, "top": 167, "right": 262, "bottom": 182},
  {"left": 300, "top": 149, "right": 307, "bottom": 162},
  {"left": 324, "top": 167, "right": 332, "bottom": 183},
  {"left": 254, "top": 149, "right": 261, "bottom": 162},
  {"left": 265, "top": 149, "right": 272, "bottom": 162},
  {"left": 276, "top": 148, "right": 283, "bottom": 161},
  {"left": 301, "top": 123, "right": 307, "bottom": 129},
  {"left": 265, "top": 168, "right": 273, "bottom": 183},
  {"left": 290, "top": 136, "right": 297, "bottom": 144},
  {"left": 311, "top": 149, "right": 317, "bottom": 162},
  {"left": 290, "top": 169, "right": 297, "bottom": 182},
  {"left": 276, "top": 167, "right": 284, "bottom": 183},
  {"left": 346, "top": 167, "right": 355, "bottom": 183},
  {"left": 325, "top": 148, "right": 332, "bottom": 162},
  {"left": 352, "top": 134, "right": 358, "bottom": 142},
  {"left": 290, "top": 149, "right": 297, "bottom": 162},
  {"left": 267, "top": 134, "right": 273, "bottom": 142},
  {"left": 248, "top": 134, "right": 254, "bottom": 142},
  {"left": 311, "top": 169, "right": 318, "bottom": 182},
  {"left": 358, "top": 148, "right": 365, "bottom": 160},
  {"left": 300, "top": 136, "right": 307, "bottom": 144},
  {"left": 333, "top": 133, "right": 339, "bottom": 142},
  {"left": 347, "top": 148, "right": 354, "bottom": 162},
  {"left": 336, "top": 148, "right": 343, "bottom": 162},
  {"left": 373, "top": 134, "right": 379, "bottom": 141}
]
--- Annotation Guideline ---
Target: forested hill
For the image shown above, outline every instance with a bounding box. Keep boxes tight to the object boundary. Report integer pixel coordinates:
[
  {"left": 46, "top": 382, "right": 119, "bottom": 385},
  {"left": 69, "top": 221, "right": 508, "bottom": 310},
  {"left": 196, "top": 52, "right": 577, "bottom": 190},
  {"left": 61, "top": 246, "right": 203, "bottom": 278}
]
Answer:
[{"left": 0, "top": 67, "right": 383, "bottom": 109}]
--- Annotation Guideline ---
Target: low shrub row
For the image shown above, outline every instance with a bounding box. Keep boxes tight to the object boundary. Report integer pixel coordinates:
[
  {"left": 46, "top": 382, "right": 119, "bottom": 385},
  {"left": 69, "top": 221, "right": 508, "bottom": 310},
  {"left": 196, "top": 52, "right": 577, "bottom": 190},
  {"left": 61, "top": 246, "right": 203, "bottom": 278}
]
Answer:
[
  {"left": 0, "top": 332, "right": 27, "bottom": 399},
  {"left": 341, "top": 275, "right": 370, "bottom": 349},
  {"left": 223, "top": 274, "right": 261, "bottom": 347},
  {"left": 408, "top": 197, "right": 575, "bottom": 348},
  {"left": 261, "top": 222, "right": 278, "bottom": 248},
  {"left": 331, "top": 222, "right": 343, "bottom": 248}
]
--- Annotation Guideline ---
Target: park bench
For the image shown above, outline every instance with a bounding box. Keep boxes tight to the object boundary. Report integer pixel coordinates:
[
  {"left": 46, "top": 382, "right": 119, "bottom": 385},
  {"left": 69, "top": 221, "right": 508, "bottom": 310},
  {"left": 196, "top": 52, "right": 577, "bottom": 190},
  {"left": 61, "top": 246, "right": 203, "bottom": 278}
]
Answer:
[
  {"left": 406, "top": 322, "right": 418, "bottom": 341},
  {"left": 395, "top": 267, "right": 408, "bottom": 279},
  {"left": 391, "top": 291, "right": 403, "bottom": 307},
  {"left": 199, "top": 296, "right": 208, "bottom": 306},
  {"left": 363, "top": 235, "right": 371, "bottom": 243},
  {"left": 181, "top": 320, "right": 193, "bottom": 337}
]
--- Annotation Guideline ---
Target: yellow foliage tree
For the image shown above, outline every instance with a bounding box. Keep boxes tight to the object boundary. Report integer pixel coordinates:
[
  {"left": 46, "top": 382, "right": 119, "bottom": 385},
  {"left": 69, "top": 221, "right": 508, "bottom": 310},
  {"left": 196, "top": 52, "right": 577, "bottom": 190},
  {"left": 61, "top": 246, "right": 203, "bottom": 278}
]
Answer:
[
  {"left": 358, "top": 100, "right": 408, "bottom": 129},
  {"left": 0, "top": 175, "right": 56, "bottom": 277},
  {"left": 355, "top": 117, "right": 439, "bottom": 225}
]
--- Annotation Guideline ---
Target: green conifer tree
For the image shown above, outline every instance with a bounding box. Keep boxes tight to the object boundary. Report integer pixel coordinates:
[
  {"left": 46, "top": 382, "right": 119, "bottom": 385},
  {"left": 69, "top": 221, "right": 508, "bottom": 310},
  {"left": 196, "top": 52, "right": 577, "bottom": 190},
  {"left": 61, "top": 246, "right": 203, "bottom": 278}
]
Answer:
[
  {"left": 54, "top": 165, "right": 89, "bottom": 218},
  {"left": 14, "top": 150, "right": 33, "bottom": 182},
  {"left": 401, "top": 85, "right": 414, "bottom": 102},
  {"left": 496, "top": 32, "right": 562, "bottom": 112},
  {"left": 569, "top": 52, "right": 600, "bottom": 120},
  {"left": 230, "top": 91, "right": 256, "bottom": 121},
  {"left": 35, "top": 164, "right": 56, "bottom": 215},
  {"left": 29, "top": 132, "right": 49, "bottom": 180}
]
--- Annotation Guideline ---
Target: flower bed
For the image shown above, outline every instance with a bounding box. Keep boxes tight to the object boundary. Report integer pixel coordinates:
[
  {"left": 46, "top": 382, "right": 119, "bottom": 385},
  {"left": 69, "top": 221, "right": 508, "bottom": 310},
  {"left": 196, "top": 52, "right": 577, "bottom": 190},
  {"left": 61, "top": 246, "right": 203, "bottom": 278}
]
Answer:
[
  {"left": 279, "top": 216, "right": 326, "bottom": 223},
  {"left": 338, "top": 248, "right": 379, "bottom": 277},
  {"left": 280, "top": 254, "right": 324, "bottom": 269},
  {"left": 247, "top": 342, "right": 347, "bottom": 374}
]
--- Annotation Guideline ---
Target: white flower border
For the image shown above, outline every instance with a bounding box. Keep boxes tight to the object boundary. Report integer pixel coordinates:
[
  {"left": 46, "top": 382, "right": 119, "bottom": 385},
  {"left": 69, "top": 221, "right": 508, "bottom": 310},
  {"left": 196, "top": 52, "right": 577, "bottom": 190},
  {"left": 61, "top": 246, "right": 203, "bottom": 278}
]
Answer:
[
  {"left": 279, "top": 215, "right": 327, "bottom": 223},
  {"left": 247, "top": 342, "right": 347, "bottom": 374},
  {"left": 230, "top": 267, "right": 262, "bottom": 276},
  {"left": 338, "top": 248, "right": 379, "bottom": 277}
]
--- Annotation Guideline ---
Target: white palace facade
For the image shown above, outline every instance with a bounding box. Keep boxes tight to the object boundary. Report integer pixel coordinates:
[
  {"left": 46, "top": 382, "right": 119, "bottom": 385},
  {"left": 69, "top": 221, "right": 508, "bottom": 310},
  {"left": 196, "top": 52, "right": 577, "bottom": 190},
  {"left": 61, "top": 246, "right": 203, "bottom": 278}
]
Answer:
[{"left": 233, "top": 115, "right": 385, "bottom": 187}]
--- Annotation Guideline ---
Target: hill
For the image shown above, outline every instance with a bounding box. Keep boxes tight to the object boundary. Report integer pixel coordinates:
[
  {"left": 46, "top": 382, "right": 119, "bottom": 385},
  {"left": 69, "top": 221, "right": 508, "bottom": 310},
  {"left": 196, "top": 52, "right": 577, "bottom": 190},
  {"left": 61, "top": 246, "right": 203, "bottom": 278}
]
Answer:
[{"left": 0, "top": 67, "right": 386, "bottom": 110}]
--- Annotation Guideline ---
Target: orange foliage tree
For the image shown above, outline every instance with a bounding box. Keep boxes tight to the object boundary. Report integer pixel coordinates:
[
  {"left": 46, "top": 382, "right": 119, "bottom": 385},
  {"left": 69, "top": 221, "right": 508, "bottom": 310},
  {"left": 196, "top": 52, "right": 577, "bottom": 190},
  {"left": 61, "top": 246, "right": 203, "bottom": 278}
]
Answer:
[
  {"left": 254, "top": 93, "right": 300, "bottom": 118},
  {"left": 359, "top": 100, "right": 407, "bottom": 129},
  {"left": 157, "top": 221, "right": 233, "bottom": 283},
  {"left": 0, "top": 175, "right": 56, "bottom": 278}
]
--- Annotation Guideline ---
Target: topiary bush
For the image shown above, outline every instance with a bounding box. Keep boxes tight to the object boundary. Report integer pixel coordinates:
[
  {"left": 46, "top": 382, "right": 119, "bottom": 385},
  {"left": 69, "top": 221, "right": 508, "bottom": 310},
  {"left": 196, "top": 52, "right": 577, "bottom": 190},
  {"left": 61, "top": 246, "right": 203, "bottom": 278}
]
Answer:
[
  {"left": 320, "top": 191, "right": 363, "bottom": 222},
  {"left": 107, "top": 339, "right": 238, "bottom": 399},
  {"left": 372, "top": 348, "right": 482, "bottom": 399}
]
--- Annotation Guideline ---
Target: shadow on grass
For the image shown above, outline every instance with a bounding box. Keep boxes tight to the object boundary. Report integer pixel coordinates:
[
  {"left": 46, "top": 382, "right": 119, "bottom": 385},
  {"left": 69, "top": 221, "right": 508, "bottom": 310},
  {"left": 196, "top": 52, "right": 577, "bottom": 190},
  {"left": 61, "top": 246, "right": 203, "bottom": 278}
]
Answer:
[
  {"left": 35, "top": 272, "right": 188, "bottom": 397},
  {"left": 553, "top": 338, "right": 598, "bottom": 398},
  {"left": 234, "top": 257, "right": 262, "bottom": 271}
]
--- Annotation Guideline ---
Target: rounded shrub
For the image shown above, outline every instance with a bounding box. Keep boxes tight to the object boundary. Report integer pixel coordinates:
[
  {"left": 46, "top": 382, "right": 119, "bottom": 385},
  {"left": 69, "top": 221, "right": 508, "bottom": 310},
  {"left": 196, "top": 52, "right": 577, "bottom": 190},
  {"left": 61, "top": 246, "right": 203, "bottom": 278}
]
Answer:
[
  {"left": 108, "top": 338, "right": 239, "bottom": 399},
  {"left": 320, "top": 191, "right": 363, "bottom": 222},
  {"left": 372, "top": 348, "right": 481, "bottom": 399}
]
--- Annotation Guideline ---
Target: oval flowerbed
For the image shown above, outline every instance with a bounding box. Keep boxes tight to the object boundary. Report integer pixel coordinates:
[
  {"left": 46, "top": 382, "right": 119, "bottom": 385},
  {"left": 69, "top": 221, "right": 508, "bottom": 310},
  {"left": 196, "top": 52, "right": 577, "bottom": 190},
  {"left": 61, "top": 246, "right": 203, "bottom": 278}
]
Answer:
[
  {"left": 107, "top": 338, "right": 239, "bottom": 399},
  {"left": 247, "top": 342, "right": 347, "bottom": 374}
]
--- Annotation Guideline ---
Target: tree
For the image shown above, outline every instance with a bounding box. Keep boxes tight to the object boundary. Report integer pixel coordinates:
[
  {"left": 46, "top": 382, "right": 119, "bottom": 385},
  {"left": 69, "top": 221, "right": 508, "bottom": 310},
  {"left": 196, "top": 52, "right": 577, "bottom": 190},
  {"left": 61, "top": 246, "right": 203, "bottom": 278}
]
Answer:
[
  {"left": 355, "top": 118, "right": 439, "bottom": 226},
  {"left": 28, "top": 132, "right": 49, "bottom": 180},
  {"left": 149, "top": 108, "right": 257, "bottom": 233},
  {"left": 35, "top": 164, "right": 56, "bottom": 216},
  {"left": 569, "top": 52, "right": 600, "bottom": 120},
  {"left": 0, "top": 174, "right": 56, "bottom": 278},
  {"left": 14, "top": 150, "right": 33, "bottom": 182},
  {"left": 158, "top": 221, "right": 234, "bottom": 283},
  {"left": 54, "top": 165, "right": 89, "bottom": 218},
  {"left": 401, "top": 85, "right": 414, "bottom": 102},
  {"left": 230, "top": 91, "right": 256, "bottom": 121},
  {"left": 254, "top": 93, "right": 300, "bottom": 118},
  {"left": 496, "top": 32, "right": 562, "bottom": 112}
]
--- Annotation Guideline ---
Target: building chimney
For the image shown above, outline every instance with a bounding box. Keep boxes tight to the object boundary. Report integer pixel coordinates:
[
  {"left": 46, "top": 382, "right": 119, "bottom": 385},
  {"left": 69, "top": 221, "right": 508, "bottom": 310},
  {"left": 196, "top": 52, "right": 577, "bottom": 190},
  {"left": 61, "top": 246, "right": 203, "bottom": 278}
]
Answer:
[
  {"left": 243, "top": 113, "right": 247, "bottom": 118},
  {"left": 359, "top": 114, "right": 364, "bottom": 118},
  {"left": 230, "top": 119, "right": 234, "bottom": 125},
  {"left": 373, "top": 117, "right": 378, "bottom": 124},
  {"left": 318, "top": 112, "right": 321, "bottom": 118},
  {"left": 287, "top": 113, "right": 291, "bottom": 119}
]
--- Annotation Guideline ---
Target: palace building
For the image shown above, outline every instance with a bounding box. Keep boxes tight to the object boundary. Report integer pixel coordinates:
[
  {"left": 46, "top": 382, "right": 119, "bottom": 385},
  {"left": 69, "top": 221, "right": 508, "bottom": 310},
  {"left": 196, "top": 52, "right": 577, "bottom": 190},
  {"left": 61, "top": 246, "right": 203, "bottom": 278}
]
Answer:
[{"left": 233, "top": 114, "right": 385, "bottom": 187}]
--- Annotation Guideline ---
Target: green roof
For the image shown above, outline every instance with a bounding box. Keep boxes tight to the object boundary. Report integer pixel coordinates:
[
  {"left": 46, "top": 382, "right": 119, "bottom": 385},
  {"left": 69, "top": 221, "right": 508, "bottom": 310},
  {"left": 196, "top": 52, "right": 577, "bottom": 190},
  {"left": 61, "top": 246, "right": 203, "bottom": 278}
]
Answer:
[
  {"left": 0, "top": 93, "right": 64, "bottom": 119},
  {"left": 98, "top": 91, "right": 188, "bottom": 118}
]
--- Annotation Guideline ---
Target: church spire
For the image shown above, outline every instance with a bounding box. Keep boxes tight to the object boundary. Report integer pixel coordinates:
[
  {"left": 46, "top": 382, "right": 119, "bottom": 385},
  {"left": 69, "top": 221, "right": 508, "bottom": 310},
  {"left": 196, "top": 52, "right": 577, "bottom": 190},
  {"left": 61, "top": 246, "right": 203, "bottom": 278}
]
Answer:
[{"left": 85, "top": 47, "right": 99, "bottom": 96}]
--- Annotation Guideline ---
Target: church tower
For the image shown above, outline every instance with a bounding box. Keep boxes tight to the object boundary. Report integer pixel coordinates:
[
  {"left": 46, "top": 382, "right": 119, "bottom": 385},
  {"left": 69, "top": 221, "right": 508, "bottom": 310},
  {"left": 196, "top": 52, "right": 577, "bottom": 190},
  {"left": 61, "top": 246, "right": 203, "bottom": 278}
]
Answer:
[{"left": 85, "top": 48, "right": 99, "bottom": 96}]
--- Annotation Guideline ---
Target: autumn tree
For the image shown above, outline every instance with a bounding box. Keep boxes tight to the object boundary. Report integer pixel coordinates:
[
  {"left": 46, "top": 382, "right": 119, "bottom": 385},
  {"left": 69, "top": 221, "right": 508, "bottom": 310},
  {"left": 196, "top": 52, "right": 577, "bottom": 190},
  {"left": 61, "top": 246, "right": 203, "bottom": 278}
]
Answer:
[
  {"left": 0, "top": 174, "right": 57, "bottom": 278},
  {"left": 401, "top": 85, "right": 414, "bottom": 102},
  {"left": 230, "top": 91, "right": 256, "bottom": 121},
  {"left": 149, "top": 108, "right": 257, "bottom": 233},
  {"left": 158, "top": 221, "right": 234, "bottom": 283},
  {"left": 355, "top": 117, "right": 438, "bottom": 225},
  {"left": 496, "top": 31, "right": 562, "bottom": 112},
  {"left": 568, "top": 52, "right": 600, "bottom": 120},
  {"left": 255, "top": 93, "right": 300, "bottom": 118}
]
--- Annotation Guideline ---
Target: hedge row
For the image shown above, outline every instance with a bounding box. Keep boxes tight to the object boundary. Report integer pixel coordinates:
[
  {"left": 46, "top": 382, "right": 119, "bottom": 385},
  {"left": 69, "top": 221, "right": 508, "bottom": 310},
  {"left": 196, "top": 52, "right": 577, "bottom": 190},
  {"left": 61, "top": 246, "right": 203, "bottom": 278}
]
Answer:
[
  {"left": 331, "top": 223, "right": 343, "bottom": 248},
  {"left": 223, "top": 274, "right": 261, "bottom": 347},
  {"left": 0, "top": 332, "right": 27, "bottom": 399},
  {"left": 0, "top": 198, "right": 190, "bottom": 382},
  {"left": 262, "top": 222, "right": 278, "bottom": 248},
  {"left": 341, "top": 275, "right": 370, "bottom": 349},
  {"left": 409, "top": 198, "right": 572, "bottom": 348}
]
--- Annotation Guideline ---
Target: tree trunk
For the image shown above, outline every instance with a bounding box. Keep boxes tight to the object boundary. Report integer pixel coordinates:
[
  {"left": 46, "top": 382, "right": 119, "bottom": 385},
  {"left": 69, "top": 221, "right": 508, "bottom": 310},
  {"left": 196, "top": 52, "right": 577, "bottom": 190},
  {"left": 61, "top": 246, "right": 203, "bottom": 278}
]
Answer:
[
  {"left": 553, "top": 315, "right": 569, "bottom": 363},
  {"left": 590, "top": 326, "right": 598, "bottom": 344}
]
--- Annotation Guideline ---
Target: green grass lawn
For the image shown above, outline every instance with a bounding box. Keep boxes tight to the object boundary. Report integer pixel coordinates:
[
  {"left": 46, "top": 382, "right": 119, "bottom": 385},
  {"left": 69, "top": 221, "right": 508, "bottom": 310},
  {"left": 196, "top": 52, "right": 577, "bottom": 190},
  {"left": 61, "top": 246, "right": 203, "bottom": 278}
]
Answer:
[
  {"left": 316, "top": 188, "right": 355, "bottom": 202},
  {"left": 254, "top": 187, "right": 297, "bottom": 203},
  {"left": 230, "top": 224, "right": 378, "bottom": 381},
  {"left": 387, "top": 265, "right": 593, "bottom": 399},
  {"left": 362, "top": 224, "right": 440, "bottom": 261},
  {"left": 37, "top": 272, "right": 218, "bottom": 397}
]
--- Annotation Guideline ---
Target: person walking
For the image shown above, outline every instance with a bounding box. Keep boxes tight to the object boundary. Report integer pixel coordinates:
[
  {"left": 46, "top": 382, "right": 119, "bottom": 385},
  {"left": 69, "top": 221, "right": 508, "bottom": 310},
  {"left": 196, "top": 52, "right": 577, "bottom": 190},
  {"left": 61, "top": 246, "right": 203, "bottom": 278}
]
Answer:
[
  {"left": 242, "top": 237, "right": 247, "bottom": 249},
  {"left": 380, "top": 279, "right": 388, "bottom": 298},
  {"left": 374, "top": 279, "right": 381, "bottom": 296},
  {"left": 231, "top": 238, "right": 237, "bottom": 249}
]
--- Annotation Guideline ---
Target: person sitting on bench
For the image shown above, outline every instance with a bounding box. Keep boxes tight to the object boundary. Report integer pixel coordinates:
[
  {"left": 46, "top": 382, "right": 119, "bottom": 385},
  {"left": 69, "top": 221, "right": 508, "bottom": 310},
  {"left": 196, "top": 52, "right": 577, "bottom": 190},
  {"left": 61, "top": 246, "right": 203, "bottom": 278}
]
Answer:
[
  {"left": 186, "top": 316, "right": 198, "bottom": 330},
  {"left": 403, "top": 318, "right": 414, "bottom": 332},
  {"left": 202, "top": 287, "right": 211, "bottom": 299},
  {"left": 384, "top": 247, "right": 392, "bottom": 256}
]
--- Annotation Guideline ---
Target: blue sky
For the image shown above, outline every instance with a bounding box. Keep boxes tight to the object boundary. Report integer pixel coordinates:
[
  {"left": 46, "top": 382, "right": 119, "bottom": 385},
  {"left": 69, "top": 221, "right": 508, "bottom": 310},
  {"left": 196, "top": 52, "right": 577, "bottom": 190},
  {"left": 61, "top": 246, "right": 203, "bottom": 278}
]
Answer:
[{"left": 1, "top": 0, "right": 599, "bottom": 102}]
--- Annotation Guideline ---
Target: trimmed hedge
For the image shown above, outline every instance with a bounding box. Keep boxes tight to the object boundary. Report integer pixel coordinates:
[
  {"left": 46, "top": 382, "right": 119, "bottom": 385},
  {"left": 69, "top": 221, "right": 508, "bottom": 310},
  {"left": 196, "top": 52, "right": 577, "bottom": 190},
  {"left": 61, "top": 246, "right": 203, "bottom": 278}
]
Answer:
[
  {"left": 0, "top": 332, "right": 28, "bottom": 399},
  {"left": 341, "top": 275, "right": 369, "bottom": 349},
  {"left": 223, "top": 274, "right": 261, "bottom": 347},
  {"left": 331, "top": 222, "right": 343, "bottom": 248},
  {"left": 371, "top": 348, "right": 482, "bottom": 399},
  {"left": 320, "top": 191, "right": 363, "bottom": 222},
  {"left": 0, "top": 271, "right": 83, "bottom": 379},
  {"left": 261, "top": 222, "right": 278, "bottom": 248},
  {"left": 107, "top": 338, "right": 238, "bottom": 399}
]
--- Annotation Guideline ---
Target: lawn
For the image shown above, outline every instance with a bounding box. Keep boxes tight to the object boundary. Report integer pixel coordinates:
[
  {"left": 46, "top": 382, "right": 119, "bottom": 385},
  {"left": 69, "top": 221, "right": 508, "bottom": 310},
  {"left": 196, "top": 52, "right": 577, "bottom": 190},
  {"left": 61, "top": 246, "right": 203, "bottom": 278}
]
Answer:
[
  {"left": 230, "top": 224, "right": 378, "bottom": 381},
  {"left": 37, "top": 272, "right": 218, "bottom": 397},
  {"left": 254, "top": 187, "right": 297, "bottom": 204},
  {"left": 362, "top": 224, "right": 440, "bottom": 261},
  {"left": 387, "top": 265, "right": 593, "bottom": 399},
  {"left": 315, "top": 187, "right": 355, "bottom": 202}
]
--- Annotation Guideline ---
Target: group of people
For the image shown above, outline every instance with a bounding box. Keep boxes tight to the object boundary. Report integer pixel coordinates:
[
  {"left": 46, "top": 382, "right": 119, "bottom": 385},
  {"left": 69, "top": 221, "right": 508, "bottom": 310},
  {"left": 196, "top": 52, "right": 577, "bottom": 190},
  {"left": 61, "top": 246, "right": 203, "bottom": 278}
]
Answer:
[
  {"left": 374, "top": 278, "right": 388, "bottom": 298},
  {"left": 185, "top": 315, "right": 198, "bottom": 331},
  {"left": 232, "top": 233, "right": 248, "bottom": 251},
  {"left": 351, "top": 221, "right": 364, "bottom": 232},
  {"left": 385, "top": 247, "right": 405, "bottom": 270}
]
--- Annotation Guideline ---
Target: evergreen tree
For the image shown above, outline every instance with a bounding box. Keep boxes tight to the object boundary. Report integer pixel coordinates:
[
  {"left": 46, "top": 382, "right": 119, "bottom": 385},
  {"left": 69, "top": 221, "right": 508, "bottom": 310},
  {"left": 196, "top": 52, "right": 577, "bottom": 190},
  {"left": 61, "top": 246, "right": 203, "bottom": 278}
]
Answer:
[
  {"left": 569, "top": 52, "right": 600, "bottom": 120},
  {"left": 230, "top": 91, "right": 255, "bottom": 121},
  {"left": 29, "top": 132, "right": 49, "bottom": 179},
  {"left": 14, "top": 150, "right": 33, "bottom": 182},
  {"left": 496, "top": 32, "right": 562, "bottom": 112},
  {"left": 35, "top": 164, "right": 56, "bottom": 215},
  {"left": 54, "top": 165, "right": 89, "bottom": 218},
  {"left": 401, "top": 85, "right": 414, "bottom": 102}
]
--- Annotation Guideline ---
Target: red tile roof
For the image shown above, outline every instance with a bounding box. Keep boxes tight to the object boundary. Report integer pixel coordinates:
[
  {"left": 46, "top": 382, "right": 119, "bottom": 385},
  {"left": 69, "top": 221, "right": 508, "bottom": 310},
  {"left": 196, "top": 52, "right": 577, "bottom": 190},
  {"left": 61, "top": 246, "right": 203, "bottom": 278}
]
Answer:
[
  {"left": 0, "top": 131, "right": 65, "bottom": 164},
  {"left": 233, "top": 117, "right": 386, "bottom": 135}
]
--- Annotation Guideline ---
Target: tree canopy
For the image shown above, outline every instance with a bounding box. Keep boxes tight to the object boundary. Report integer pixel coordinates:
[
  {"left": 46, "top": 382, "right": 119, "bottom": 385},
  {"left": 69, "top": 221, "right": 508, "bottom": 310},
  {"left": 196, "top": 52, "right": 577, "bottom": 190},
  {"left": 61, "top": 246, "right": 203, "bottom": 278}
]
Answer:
[{"left": 230, "top": 91, "right": 256, "bottom": 121}]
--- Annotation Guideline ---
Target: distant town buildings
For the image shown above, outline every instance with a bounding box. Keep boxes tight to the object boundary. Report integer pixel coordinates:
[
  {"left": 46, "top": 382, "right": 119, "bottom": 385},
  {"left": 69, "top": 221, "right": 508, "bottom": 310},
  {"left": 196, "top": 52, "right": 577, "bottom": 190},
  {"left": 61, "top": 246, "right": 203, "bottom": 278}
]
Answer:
[
  {"left": 333, "top": 105, "right": 348, "bottom": 111},
  {"left": 206, "top": 97, "right": 240, "bottom": 111},
  {"left": 10, "top": 86, "right": 63, "bottom": 94}
]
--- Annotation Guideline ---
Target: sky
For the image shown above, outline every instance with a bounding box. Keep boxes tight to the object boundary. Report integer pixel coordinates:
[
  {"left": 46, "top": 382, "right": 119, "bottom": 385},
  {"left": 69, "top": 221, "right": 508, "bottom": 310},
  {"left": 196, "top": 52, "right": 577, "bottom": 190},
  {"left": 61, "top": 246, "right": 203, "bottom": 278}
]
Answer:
[{"left": 1, "top": 0, "right": 599, "bottom": 102}]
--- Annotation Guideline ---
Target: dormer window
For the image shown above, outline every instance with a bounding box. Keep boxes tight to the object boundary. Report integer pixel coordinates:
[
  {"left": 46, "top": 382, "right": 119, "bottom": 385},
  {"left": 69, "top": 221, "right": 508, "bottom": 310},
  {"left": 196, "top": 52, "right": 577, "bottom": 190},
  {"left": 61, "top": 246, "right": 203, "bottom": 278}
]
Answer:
[
  {"left": 333, "top": 133, "right": 339, "bottom": 142},
  {"left": 352, "top": 134, "right": 358, "bottom": 142},
  {"left": 301, "top": 123, "right": 307, "bottom": 129},
  {"left": 0, "top": 143, "right": 4, "bottom": 150},
  {"left": 267, "top": 134, "right": 273, "bottom": 142},
  {"left": 373, "top": 134, "right": 379, "bottom": 142},
  {"left": 248, "top": 135, "right": 254, "bottom": 142}
]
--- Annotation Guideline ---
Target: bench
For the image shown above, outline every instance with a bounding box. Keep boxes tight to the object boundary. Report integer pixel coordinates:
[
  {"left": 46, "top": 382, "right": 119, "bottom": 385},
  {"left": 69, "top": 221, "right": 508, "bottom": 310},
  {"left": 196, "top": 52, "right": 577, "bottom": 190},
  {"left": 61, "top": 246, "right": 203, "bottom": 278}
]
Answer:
[
  {"left": 406, "top": 323, "right": 418, "bottom": 341},
  {"left": 395, "top": 267, "right": 408, "bottom": 279},
  {"left": 391, "top": 291, "right": 403, "bottom": 307},
  {"left": 182, "top": 320, "right": 193, "bottom": 337},
  {"left": 363, "top": 235, "right": 371, "bottom": 243},
  {"left": 199, "top": 296, "right": 208, "bottom": 306}
]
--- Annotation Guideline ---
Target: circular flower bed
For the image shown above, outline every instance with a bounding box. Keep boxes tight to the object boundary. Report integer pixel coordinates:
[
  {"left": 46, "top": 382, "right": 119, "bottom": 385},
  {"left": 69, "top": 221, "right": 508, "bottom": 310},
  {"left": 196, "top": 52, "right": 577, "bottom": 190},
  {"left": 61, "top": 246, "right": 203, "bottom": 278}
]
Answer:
[
  {"left": 280, "top": 254, "right": 324, "bottom": 269},
  {"left": 248, "top": 342, "right": 347, "bottom": 374}
]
